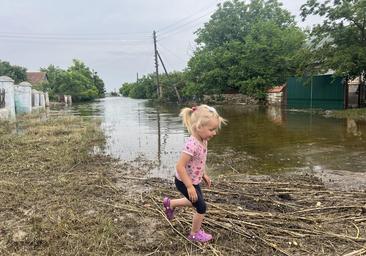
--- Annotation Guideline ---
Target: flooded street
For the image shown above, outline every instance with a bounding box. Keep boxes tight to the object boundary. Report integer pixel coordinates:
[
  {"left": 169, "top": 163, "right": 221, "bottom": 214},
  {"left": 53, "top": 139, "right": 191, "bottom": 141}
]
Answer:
[{"left": 51, "top": 97, "right": 366, "bottom": 180}]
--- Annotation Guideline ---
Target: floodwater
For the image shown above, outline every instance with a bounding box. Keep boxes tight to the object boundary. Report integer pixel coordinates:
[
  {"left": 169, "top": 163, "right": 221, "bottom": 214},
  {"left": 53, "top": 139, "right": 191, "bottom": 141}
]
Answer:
[{"left": 51, "top": 97, "right": 366, "bottom": 181}]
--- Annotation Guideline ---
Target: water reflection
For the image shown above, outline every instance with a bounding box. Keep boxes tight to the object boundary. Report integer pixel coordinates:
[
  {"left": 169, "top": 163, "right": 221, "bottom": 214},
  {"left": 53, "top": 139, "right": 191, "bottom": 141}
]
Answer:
[
  {"left": 96, "top": 97, "right": 185, "bottom": 179},
  {"left": 347, "top": 118, "right": 362, "bottom": 137},
  {"left": 51, "top": 97, "right": 366, "bottom": 178},
  {"left": 48, "top": 102, "right": 104, "bottom": 117},
  {"left": 266, "top": 105, "right": 286, "bottom": 126}
]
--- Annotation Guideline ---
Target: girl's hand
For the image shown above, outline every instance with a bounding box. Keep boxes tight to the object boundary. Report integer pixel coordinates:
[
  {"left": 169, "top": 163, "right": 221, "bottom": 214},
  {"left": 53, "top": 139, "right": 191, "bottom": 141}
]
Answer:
[
  {"left": 187, "top": 186, "right": 198, "bottom": 203},
  {"left": 203, "top": 174, "right": 211, "bottom": 188}
]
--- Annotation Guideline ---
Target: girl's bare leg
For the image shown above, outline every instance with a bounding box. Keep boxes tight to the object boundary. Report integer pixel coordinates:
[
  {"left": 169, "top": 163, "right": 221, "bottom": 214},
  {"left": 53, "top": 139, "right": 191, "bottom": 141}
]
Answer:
[
  {"left": 170, "top": 198, "right": 205, "bottom": 235},
  {"left": 170, "top": 198, "right": 192, "bottom": 208},
  {"left": 191, "top": 213, "right": 204, "bottom": 234}
]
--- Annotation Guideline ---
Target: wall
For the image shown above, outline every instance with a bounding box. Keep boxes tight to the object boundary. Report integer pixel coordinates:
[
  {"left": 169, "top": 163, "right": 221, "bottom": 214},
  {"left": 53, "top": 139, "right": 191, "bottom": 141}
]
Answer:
[
  {"left": 32, "top": 89, "right": 40, "bottom": 108},
  {"left": 267, "top": 92, "right": 285, "bottom": 105},
  {"left": 15, "top": 82, "right": 32, "bottom": 114},
  {"left": 203, "top": 94, "right": 258, "bottom": 105},
  {"left": 0, "top": 76, "right": 16, "bottom": 120},
  {"left": 39, "top": 92, "right": 46, "bottom": 108},
  {"left": 287, "top": 75, "right": 344, "bottom": 109},
  {"left": 0, "top": 76, "right": 48, "bottom": 121}
]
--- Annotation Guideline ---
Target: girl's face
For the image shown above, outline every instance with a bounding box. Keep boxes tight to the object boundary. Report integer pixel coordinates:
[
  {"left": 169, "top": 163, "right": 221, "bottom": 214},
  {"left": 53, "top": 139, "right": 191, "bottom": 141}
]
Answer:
[{"left": 197, "top": 117, "right": 219, "bottom": 141}]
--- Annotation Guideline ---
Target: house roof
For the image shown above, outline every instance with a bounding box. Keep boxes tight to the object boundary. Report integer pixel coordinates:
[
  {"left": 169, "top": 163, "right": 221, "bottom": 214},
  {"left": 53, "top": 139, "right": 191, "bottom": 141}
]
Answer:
[
  {"left": 267, "top": 84, "right": 286, "bottom": 93},
  {"left": 26, "top": 72, "right": 47, "bottom": 85}
]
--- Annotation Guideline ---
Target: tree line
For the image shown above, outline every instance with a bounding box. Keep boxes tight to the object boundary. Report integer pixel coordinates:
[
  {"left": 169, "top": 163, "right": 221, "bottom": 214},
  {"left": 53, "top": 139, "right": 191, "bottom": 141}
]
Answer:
[
  {"left": 120, "top": 0, "right": 366, "bottom": 102},
  {"left": 0, "top": 59, "right": 105, "bottom": 102},
  {"left": 0, "top": 60, "right": 27, "bottom": 84}
]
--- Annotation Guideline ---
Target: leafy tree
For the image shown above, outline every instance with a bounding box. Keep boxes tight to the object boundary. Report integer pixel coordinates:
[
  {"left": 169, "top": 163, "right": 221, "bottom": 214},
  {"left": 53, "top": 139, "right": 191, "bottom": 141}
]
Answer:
[
  {"left": 41, "top": 60, "right": 105, "bottom": 101},
  {"left": 138, "top": 74, "right": 157, "bottom": 99},
  {"left": 0, "top": 60, "right": 27, "bottom": 84},
  {"left": 119, "top": 72, "right": 188, "bottom": 102},
  {"left": 121, "top": 0, "right": 307, "bottom": 101},
  {"left": 92, "top": 71, "right": 105, "bottom": 97},
  {"left": 187, "top": 0, "right": 306, "bottom": 98},
  {"left": 129, "top": 82, "right": 147, "bottom": 99},
  {"left": 120, "top": 74, "right": 156, "bottom": 99},
  {"left": 120, "top": 82, "right": 132, "bottom": 96},
  {"left": 40, "top": 65, "right": 65, "bottom": 99},
  {"left": 158, "top": 71, "right": 186, "bottom": 102},
  {"left": 195, "top": 0, "right": 296, "bottom": 50},
  {"left": 300, "top": 0, "right": 366, "bottom": 79}
]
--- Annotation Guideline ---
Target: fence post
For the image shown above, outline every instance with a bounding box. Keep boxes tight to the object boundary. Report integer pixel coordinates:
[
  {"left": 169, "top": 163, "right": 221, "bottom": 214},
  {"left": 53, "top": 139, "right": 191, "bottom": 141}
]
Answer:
[
  {"left": 32, "top": 89, "right": 40, "bottom": 109},
  {"left": 39, "top": 92, "right": 46, "bottom": 108},
  {"left": 15, "top": 82, "right": 33, "bottom": 114},
  {"left": 0, "top": 88, "right": 5, "bottom": 108},
  {"left": 45, "top": 92, "right": 49, "bottom": 107},
  {"left": 0, "top": 76, "right": 16, "bottom": 120}
]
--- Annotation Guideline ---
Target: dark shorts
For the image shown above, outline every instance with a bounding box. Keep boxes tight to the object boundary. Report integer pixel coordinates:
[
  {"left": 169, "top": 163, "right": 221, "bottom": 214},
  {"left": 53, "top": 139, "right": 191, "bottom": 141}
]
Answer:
[{"left": 175, "top": 177, "right": 207, "bottom": 214}]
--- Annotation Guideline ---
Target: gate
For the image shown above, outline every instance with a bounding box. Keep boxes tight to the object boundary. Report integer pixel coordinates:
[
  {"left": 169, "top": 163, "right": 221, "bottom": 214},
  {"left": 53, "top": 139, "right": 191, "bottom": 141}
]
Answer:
[
  {"left": 0, "top": 88, "right": 5, "bottom": 108},
  {"left": 287, "top": 75, "right": 345, "bottom": 109}
]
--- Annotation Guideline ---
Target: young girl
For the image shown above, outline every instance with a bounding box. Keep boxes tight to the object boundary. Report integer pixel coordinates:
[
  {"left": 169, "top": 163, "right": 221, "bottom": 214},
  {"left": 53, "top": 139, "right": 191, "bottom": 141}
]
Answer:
[{"left": 163, "top": 104, "right": 226, "bottom": 243}]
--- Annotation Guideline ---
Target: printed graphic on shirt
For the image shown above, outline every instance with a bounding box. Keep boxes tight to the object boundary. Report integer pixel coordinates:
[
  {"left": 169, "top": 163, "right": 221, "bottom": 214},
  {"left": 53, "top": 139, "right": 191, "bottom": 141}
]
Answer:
[{"left": 178, "top": 136, "right": 207, "bottom": 185}]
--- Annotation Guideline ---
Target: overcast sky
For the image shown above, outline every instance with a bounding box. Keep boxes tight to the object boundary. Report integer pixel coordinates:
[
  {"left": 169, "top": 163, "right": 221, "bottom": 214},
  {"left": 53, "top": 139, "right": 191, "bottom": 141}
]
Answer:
[{"left": 0, "top": 0, "right": 320, "bottom": 92}]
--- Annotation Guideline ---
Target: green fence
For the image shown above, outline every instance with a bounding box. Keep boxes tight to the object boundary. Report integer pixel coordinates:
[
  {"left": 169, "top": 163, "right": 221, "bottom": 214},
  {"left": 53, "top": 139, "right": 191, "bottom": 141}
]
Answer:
[{"left": 287, "top": 75, "right": 345, "bottom": 109}]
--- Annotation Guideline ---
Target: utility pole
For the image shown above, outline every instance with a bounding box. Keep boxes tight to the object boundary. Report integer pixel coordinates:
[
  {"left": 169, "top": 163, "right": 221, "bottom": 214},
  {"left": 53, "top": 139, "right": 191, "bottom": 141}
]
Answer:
[
  {"left": 136, "top": 72, "right": 139, "bottom": 83},
  {"left": 157, "top": 51, "right": 181, "bottom": 103},
  {"left": 153, "top": 31, "right": 161, "bottom": 98}
]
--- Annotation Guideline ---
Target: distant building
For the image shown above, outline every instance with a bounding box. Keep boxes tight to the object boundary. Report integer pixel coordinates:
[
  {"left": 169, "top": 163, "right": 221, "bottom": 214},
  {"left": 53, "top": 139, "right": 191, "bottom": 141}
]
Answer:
[
  {"left": 266, "top": 75, "right": 365, "bottom": 109},
  {"left": 266, "top": 84, "right": 287, "bottom": 105},
  {"left": 26, "top": 72, "right": 48, "bottom": 86}
]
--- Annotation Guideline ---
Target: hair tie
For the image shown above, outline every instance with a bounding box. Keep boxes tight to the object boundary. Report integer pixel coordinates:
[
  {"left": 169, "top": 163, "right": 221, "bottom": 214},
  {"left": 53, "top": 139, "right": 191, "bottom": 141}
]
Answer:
[
  {"left": 191, "top": 106, "right": 197, "bottom": 112},
  {"left": 206, "top": 106, "right": 216, "bottom": 113}
]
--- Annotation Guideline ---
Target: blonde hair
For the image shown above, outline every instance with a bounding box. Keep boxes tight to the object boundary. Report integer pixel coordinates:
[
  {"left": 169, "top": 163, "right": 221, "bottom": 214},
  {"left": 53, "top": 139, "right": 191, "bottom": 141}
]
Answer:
[{"left": 179, "top": 104, "right": 227, "bottom": 134}]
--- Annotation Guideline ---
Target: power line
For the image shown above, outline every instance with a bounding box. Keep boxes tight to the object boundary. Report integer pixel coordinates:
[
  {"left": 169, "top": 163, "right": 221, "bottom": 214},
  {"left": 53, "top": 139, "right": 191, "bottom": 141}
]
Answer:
[
  {"left": 158, "top": 7, "right": 216, "bottom": 38},
  {"left": 158, "top": 42, "right": 187, "bottom": 63},
  {"left": 157, "top": 2, "right": 218, "bottom": 33},
  {"left": 0, "top": 34, "right": 151, "bottom": 42},
  {"left": 0, "top": 30, "right": 152, "bottom": 38},
  {"left": 0, "top": 29, "right": 152, "bottom": 45},
  {"left": 0, "top": 2, "right": 218, "bottom": 43},
  {"left": 157, "top": 20, "right": 208, "bottom": 42}
]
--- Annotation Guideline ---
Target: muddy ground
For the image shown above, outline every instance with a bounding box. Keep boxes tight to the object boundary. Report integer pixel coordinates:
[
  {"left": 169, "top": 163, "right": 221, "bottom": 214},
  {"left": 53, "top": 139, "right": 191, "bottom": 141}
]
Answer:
[{"left": 1, "top": 113, "right": 366, "bottom": 255}]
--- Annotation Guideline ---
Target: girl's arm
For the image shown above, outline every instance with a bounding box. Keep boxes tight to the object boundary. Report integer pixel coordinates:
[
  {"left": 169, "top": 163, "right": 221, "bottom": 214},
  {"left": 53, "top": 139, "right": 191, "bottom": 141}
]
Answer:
[
  {"left": 202, "top": 141, "right": 211, "bottom": 187},
  {"left": 203, "top": 170, "right": 211, "bottom": 188},
  {"left": 176, "top": 152, "right": 198, "bottom": 203}
]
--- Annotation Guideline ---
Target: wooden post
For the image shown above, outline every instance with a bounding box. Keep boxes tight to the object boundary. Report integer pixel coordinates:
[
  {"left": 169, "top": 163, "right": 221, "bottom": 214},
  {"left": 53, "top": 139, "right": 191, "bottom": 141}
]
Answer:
[
  {"left": 153, "top": 31, "right": 161, "bottom": 98},
  {"left": 157, "top": 51, "right": 181, "bottom": 103}
]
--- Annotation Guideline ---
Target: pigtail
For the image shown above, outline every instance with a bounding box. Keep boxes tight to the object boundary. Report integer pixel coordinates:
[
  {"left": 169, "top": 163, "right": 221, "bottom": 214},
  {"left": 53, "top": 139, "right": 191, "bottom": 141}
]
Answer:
[
  {"left": 179, "top": 107, "right": 194, "bottom": 134},
  {"left": 179, "top": 104, "right": 227, "bottom": 134},
  {"left": 217, "top": 116, "right": 228, "bottom": 130}
]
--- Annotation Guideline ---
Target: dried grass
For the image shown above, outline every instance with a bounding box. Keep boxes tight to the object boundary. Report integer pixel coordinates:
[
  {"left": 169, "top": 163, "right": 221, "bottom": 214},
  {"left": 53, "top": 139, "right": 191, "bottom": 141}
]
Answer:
[{"left": 1, "top": 114, "right": 365, "bottom": 255}]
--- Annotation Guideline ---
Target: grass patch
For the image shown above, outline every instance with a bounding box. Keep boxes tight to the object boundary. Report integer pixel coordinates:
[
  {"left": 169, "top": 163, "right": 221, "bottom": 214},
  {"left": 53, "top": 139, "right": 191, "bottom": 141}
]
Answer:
[
  {"left": 0, "top": 114, "right": 156, "bottom": 255},
  {"left": 1, "top": 113, "right": 366, "bottom": 255}
]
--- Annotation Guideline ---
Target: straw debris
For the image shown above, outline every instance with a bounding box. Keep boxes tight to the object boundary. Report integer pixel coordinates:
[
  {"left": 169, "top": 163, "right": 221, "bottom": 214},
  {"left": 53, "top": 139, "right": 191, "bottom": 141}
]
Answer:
[{"left": 1, "top": 113, "right": 365, "bottom": 255}]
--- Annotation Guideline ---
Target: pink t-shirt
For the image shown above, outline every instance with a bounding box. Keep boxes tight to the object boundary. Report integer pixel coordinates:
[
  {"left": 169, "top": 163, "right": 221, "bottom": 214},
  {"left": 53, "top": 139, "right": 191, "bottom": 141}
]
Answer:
[{"left": 176, "top": 136, "right": 207, "bottom": 185}]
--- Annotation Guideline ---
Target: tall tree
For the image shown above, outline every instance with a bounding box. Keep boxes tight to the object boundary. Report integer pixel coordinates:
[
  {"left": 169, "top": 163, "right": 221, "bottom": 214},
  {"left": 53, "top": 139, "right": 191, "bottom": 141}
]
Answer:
[
  {"left": 41, "top": 60, "right": 105, "bottom": 101},
  {"left": 92, "top": 71, "right": 106, "bottom": 97},
  {"left": 195, "top": 0, "right": 296, "bottom": 49},
  {"left": 301, "top": 0, "right": 366, "bottom": 79},
  {"left": 65, "top": 60, "right": 96, "bottom": 100},
  {"left": 40, "top": 65, "right": 66, "bottom": 97},
  {"left": 187, "top": 0, "right": 306, "bottom": 98}
]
